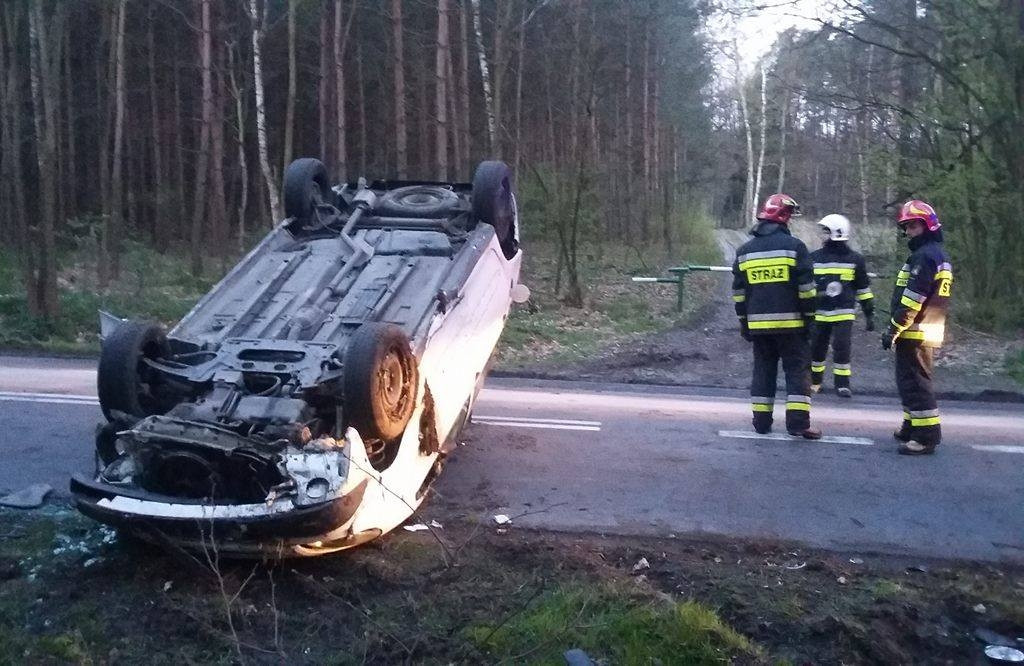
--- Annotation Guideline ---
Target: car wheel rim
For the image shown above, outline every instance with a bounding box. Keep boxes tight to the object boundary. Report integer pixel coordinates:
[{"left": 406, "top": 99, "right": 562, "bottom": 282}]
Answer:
[{"left": 377, "top": 347, "right": 410, "bottom": 419}]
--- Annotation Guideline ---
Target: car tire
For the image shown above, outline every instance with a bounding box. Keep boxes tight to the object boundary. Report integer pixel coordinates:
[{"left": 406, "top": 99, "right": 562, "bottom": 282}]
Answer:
[
  {"left": 97, "top": 320, "right": 172, "bottom": 422},
  {"left": 471, "top": 160, "right": 519, "bottom": 259},
  {"left": 343, "top": 322, "right": 419, "bottom": 446},
  {"left": 283, "top": 158, "right": 330, "bottom": 221},
  {"left": 376, "top": 185, "right": 460, "bottom": 218}
]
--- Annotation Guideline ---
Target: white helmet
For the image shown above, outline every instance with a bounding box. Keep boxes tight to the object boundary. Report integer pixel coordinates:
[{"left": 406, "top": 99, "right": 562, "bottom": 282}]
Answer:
[{"left": 818, "top": 214, "right": 850, "bottom": 241}]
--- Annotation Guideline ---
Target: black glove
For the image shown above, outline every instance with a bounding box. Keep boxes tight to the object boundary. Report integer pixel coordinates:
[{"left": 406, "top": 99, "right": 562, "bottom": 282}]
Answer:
[
  {"left": 881, "top": 327, "right": 897, "bottom": 351},
  {"left": 865, "top": 317, "right": 876, "bottom": 332},
  {"left": 740, "top": 322, "right": 751, "bottom": 342}
]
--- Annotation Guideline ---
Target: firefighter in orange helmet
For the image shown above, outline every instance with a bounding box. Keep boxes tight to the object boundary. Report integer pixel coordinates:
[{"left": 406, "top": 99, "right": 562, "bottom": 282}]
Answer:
[{"left": 884, "top": 200, "right": 953, "bottom": 455}]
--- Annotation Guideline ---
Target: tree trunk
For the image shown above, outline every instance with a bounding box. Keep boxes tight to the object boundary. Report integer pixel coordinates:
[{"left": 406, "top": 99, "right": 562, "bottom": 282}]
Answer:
[
  {"left": 335, "top": 0, "right": 356, "bottom": 181},
  {"left": 391, "top": 0, "right": 406, "bottom": 178},
  {"left": 777, "top": 93, "right": 788, "bottom": 192},
  {"left": 228, "top": 46, "right": 249, "bottom": 253},
  {"left": 210, "top": 33, "right": 228, "bottom": 264},
  {"left": 27, "top": 1, "right": 62, "bottom": 320},
  {"left": 283, "top": 0, "right": 297, "bottom": 174},
  {"left": 435, "top": 0, "right": 451, "bottom": 180},
  {"left": 569, "top": 0, "right": 582, "bottom": 162},
  {"left": 0, "top": 5, "right": 29, "bottom": 262},
  {"left": 108, "top": 0, "right": 127, "bottom": 282},
  {"left": 734, "top": 43, "right": 754, "bottom": 226},
  {"left": 470, "top": 0, "right": 496, "bottom": 154},
  {"left": 148, "top": 7, "right": 165, "bottom": 246},
  {"left": 319, "top": 6, "right": 331, "bottom": 164},
  {"left": 192, "top": 0, "right": 213, "bottom": 274},
  {"left": 752, "top": 61, "right": 767, "bottom": 213},
  {"left": 357, "top": 43, "right": 366, "bottom": 174},
  {"left": 248, "top": 0, "right": 281, "bottom": 224},
  {"left": 173, "top": 53, "right": 187, "bottom": 239},
  {"left": 512, "top": 4, "right": 526, "bottom": 175},
  {"left": 458, "top": 0, "right": 472, "bottom": 170},
  {"left": 492, "top": 0, "right": 512, "bottom": 157}
]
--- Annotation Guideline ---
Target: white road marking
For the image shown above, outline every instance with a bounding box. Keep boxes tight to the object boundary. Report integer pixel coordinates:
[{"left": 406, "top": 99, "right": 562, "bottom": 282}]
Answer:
[
  {"left": 472, "top": 417, "right": 601, "bottom": 432},
  {"left": 718, "top": 430, "right": 875, "bottom": 446},
  {"left": 0, "top": 391, "right": 99, "bottom": 406},
  {"left": 473, "top": 414, "right": 601, "bottom": 427},
  {"left": 970, "top": 444, "right": 1024, "bottom": 454}
]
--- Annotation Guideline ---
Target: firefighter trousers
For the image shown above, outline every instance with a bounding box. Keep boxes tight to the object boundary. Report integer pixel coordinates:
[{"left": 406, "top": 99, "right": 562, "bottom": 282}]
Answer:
[
  {"left": 750, "top": 333, "right": 812, "bottom": 432},
  {"left": 895, "top": 340, "right": 941, "bottom": 447},
  {"left": 810, "top": 320, "right": 853, "bottom": 389}
]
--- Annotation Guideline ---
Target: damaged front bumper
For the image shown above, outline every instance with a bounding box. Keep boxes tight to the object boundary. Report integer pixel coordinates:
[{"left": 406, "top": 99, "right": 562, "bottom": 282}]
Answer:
[{"left": 70, "top": 419, "right": 377, "bottom": 556}]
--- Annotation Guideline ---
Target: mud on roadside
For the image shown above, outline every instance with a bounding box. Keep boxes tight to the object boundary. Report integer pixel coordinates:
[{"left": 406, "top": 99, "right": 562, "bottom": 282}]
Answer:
[{"left": 1, "top": 506, "right": 1021, "bottom": 664}]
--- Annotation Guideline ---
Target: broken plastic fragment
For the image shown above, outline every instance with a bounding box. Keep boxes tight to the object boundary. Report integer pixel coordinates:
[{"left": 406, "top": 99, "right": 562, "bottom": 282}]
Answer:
[
  {"left": 784, "top": 561, "right": 806, "bottom": 570},
  {"left": 974, "top": 603, "right": 988, "bottom": 614},
  {"left": 837, "top": 576, "right": 848, "bottom": 585},
  {"left": 632, "top": 557, "right": 650, "bottom": 573},
  {"left": 849, "top": 557, "right": 864, "bottom": 565},
  {"left": 429, "top": 520, "right": 443, "bottom": 529},
  {"left": 163, "top": 581, "right": 173, "bottom": 592},
  {"left": 0, "top": 483, "right": 52, "bottom": 509},
  {"left": 493, "top": 514, "right": 512, "bottom": 525},
  {"left": 985, "top": 645, "right": 1024, "bottom": 663},
  {"left": 403, "top": 524, "right": 429, "bottom": 532}
]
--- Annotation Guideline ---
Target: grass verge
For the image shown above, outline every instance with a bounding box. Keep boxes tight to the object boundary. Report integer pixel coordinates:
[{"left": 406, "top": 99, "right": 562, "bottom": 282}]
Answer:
[{"left": 2, "top": 506, "right": 1021, "bottom": 664}]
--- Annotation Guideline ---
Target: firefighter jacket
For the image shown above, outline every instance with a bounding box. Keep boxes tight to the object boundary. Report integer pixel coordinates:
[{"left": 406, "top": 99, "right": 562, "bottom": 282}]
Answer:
[
  {"left": 809, "top": 241, "right": 874, "bottom": 322},
  {"left": 732, "top": 222, "right": 816, "bottom": 334},
  {"left": 888, "top": 233, "right": 952, "bottom": 347}
]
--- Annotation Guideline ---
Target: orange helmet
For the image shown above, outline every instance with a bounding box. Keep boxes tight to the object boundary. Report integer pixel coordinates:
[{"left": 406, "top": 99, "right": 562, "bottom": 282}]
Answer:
[
  {"left": 898, "top": 200, "right": 941, "bottom": 232},
  {"left": 757, "top": 194, "right": 801, "bottom": 224}
]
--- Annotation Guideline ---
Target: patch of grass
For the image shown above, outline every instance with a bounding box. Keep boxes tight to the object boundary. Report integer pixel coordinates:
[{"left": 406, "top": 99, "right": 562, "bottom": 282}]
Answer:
[
  {"left": 497, "top": 238, "right": 720, "bottom": 370},
  {"left": 466, "top": 583, "right": 759, "bottom": 664},
  {"left": 870, "top": 579, "right": 905, "bottom": 600},
  {"left": 1007, "top": 349, "right": 1024, "bottom": 386},
  {"left": 0, "top": 235, "right": 229, "bottom": 354}
]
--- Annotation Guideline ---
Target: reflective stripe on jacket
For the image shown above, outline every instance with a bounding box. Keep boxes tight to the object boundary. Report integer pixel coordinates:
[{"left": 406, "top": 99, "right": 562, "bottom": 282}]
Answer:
[
  {"left": 732, "top": 222, "right": 815, "bottom": 335},
  {"left": 809, "top": 241, "right": 874, "bottom": 322},
  {"left": 889, "top": 236, "right": 952, "bottom": 347}
]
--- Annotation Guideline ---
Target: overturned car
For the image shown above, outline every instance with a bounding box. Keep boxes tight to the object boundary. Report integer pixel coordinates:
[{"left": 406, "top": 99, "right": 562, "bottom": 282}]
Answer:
[{"left": 71, "top": 159, "right": 524, "bottom": 556}]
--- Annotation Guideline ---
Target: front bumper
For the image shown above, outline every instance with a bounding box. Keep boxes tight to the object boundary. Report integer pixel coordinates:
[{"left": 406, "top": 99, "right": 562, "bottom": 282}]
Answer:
[{"left": 70, "top": 474, "right": 368, "bottom": 551}]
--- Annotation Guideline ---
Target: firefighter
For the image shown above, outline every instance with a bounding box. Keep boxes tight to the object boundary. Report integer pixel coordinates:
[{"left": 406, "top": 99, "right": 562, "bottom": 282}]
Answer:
[
  {"left": 732, "top": 194, "right": 822, "bottom": 439},
  {"left": 809, "top": 214, "right": 875, "bottom": 397},
  {"left": 883, "top": 200, "right": 952, "bottom": 455}
]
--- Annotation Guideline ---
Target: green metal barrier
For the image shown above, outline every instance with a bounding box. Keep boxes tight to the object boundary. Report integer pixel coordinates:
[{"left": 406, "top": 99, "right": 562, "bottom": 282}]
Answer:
[{"left": 631, "top": 263, "right": 731, "bottom": 312}]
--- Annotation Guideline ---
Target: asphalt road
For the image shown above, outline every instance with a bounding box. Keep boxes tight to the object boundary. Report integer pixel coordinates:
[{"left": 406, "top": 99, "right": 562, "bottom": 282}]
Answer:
[{"left": 1, "top": 356, "right": 1022, "bottom": 562}]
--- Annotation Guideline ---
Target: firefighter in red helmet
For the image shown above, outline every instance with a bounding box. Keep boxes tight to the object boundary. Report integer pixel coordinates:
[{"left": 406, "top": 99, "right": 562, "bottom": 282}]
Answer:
[
  {"left": 732, "top": 194, "right": 822, "bottom": 439},
  {"left": 883, "top": 199, "right": 952, "bottom": 455}
]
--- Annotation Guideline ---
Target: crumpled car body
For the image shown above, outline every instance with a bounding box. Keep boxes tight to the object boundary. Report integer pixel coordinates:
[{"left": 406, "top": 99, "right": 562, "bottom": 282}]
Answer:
[{"left": 71, "top": 159, "right": 523, "bottom": 556}]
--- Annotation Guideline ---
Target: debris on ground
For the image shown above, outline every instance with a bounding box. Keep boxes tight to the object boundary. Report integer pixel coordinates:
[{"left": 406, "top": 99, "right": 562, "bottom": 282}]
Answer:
[
  {"left": 974, "top": 603, "right": 988, "bottom": 614},
  {"left": 493, "top": 514, "right": 512, "bottom": 525},
  {"left": 429, "top": 519, "right": 443, "bottom": 529},
  {"left": 403, "top": 524, "right": 430, "bottom": 532},
  {"left": 849, "top": 557, "right": 864, "bottom": 565},
  {"left": 632, "top": 557, "right": 651, "bottom": 573},
  {"left": 984, "top": 645, "right": 1024, "bottom": 663},
  {"left": 563, "top": 648, "right": 596, "bottom": 665},
  {"left": 0, "top": 483, "right": 52, "bottom": 509}
]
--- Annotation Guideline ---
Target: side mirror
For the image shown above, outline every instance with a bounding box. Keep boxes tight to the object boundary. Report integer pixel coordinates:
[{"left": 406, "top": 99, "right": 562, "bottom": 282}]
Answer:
[{"left": 511, "top": 284, "right": 531, "bottom": 304}]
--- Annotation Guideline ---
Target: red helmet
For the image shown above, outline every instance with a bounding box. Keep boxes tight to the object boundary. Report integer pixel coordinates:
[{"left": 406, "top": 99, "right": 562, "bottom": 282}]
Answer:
[
  {"left": 898, "top": 200, "right": 941, "bottom": 232},
  {"left": 757, "top": 194, "right": 801, "bottom": 224}
]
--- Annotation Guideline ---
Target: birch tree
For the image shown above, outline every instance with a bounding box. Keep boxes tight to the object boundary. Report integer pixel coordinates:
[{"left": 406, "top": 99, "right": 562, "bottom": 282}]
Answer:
[{"left": 247, "top": 0, "right": 281, "bottom": 223}]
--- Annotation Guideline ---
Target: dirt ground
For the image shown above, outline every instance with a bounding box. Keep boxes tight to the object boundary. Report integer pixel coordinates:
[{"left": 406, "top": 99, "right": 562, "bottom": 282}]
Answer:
[
  {"left": 506, "top": 228, "right": 1024, "bottom": 401},
  {"left": 1, "top": 504, "right": 1022, "bottom": 665}
]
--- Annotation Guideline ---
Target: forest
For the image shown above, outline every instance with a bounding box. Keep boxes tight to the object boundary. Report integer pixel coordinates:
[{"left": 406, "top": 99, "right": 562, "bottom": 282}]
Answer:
[{"left": 0, "top": 0, "right": 1021, "bottom": 344}]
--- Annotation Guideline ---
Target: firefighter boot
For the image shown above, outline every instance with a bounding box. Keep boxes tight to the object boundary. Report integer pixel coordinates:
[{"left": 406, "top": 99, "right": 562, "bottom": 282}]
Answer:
[
  {"left": 788, "top": 426, "right": 823, "bottom": 440},
  {"left": 898, "top": 440, "right": 936, "bottom": 455}
]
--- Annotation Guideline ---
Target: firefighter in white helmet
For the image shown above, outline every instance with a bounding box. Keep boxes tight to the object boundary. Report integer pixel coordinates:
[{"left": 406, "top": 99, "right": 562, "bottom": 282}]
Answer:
[{"left": 808, "top": 214, "right": 875, "bottom": 397}]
